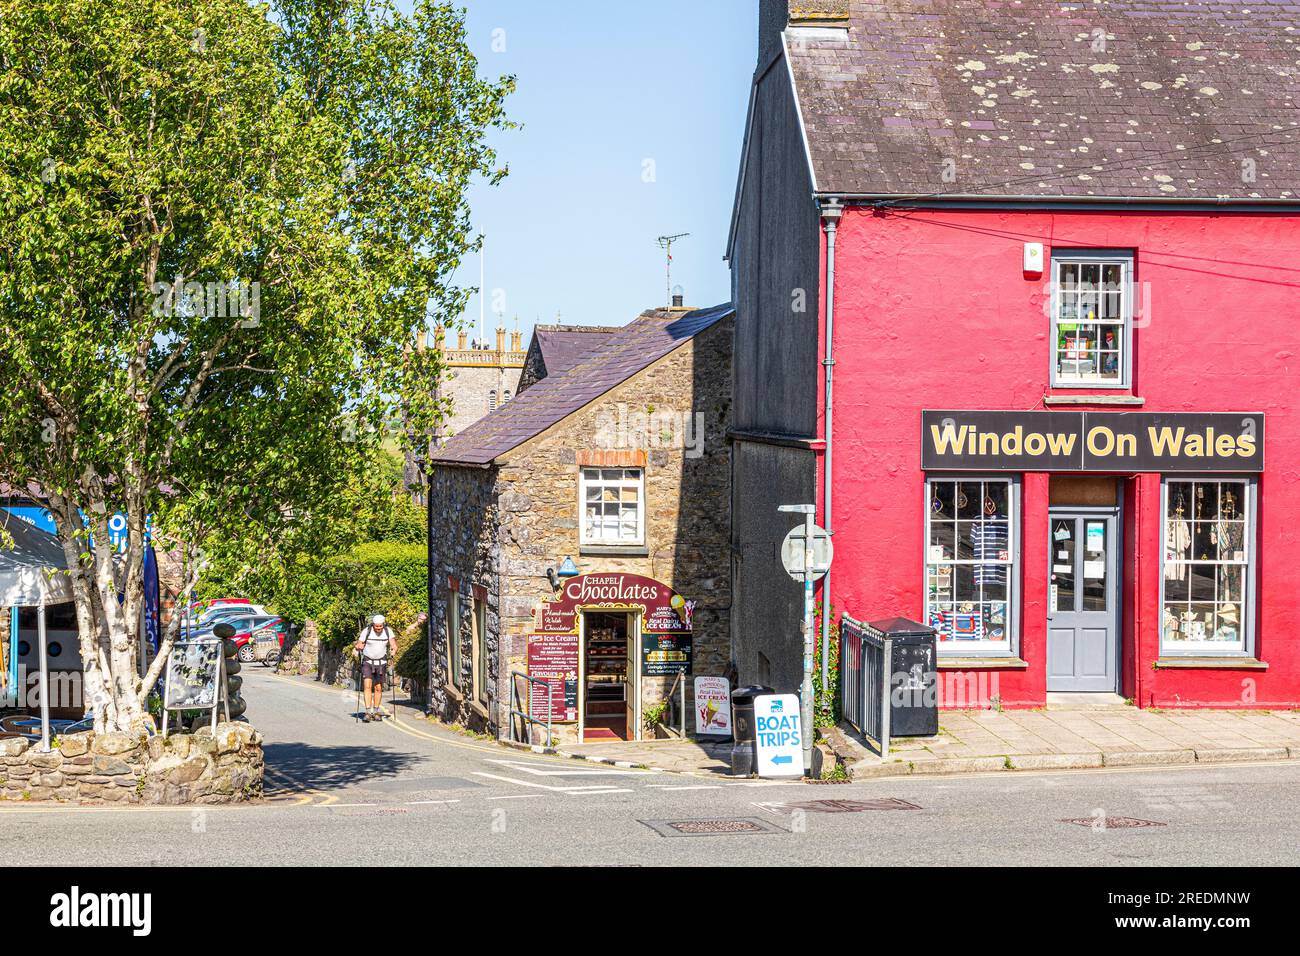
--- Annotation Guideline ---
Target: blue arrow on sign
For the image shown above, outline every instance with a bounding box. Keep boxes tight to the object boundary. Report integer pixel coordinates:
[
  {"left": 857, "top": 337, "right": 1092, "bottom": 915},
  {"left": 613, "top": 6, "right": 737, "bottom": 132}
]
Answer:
[{"left": 771, "top": 755, "right": 793, "bottom": 765}]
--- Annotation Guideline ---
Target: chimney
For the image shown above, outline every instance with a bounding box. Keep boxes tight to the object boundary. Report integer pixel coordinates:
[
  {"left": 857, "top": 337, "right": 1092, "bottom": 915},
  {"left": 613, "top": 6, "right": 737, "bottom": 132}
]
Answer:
[
  {"left": 457, "top": 330, "right": 467, "bottom": 350},
  {"left": 671, "top": 293, "right": 684, "bottom": 308},
  {"left": 496, "top": 327, "right": 506, "bottom": 352},
  {"left": 434, "top": 325, "right": 446, "bottom": 349},
  {"left": 760, "top": 2, "right": 850, "bottom": 62},
  {"left": 511, "top": 330, "right": 522, "bottom": 351}
]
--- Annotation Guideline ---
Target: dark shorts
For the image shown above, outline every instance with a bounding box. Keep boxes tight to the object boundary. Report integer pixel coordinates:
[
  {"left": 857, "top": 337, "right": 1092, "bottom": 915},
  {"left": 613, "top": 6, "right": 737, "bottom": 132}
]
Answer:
[{"left": 361, "top": 659, "right": 387, "bottom": 683}]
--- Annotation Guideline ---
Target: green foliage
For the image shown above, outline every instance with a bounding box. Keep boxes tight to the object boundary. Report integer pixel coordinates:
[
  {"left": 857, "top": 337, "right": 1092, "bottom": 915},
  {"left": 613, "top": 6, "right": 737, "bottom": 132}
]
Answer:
[
  {"left": 0, "top": 0, "right": 511, "bottom": 725},
  {"left": 316, "top": 541, "right": 426, "bottom": 653},
  {"left": 812, "top": 600, "right": 841, "bottom": 728}
]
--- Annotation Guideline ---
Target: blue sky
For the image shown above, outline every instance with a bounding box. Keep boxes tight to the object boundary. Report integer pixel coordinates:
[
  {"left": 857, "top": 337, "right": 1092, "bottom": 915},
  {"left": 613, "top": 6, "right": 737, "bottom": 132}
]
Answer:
[{"left": 444, "top": 0, "right": 758, "bottom": 338}]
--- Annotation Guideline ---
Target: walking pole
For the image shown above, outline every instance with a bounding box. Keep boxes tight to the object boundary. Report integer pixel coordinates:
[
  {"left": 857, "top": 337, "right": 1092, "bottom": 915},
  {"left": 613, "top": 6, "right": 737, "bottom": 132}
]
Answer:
[{"left": 354, "top": 649, "right": 363, "bottom": 723}]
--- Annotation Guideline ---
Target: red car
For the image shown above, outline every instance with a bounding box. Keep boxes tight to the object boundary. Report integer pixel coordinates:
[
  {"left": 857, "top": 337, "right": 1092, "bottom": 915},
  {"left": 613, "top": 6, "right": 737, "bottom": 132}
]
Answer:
[{"left": 232, "top": 617, "right": 289, "bottom": 664}]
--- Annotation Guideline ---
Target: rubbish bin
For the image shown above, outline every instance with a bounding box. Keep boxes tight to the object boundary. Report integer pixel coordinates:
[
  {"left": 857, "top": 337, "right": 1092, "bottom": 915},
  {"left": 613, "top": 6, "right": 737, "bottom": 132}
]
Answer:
[
  {"left": 729, "top": 684, "right": 773, "bottom": 776},
  {"left": 868, "top": 617, "right": 938, "bottom": 737}
]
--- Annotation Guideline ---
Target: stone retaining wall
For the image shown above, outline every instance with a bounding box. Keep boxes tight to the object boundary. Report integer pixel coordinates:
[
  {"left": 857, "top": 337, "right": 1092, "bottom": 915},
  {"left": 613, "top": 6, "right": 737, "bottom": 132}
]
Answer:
[{"left": 0, "top": 722, "right": 263, "bottom": 804}]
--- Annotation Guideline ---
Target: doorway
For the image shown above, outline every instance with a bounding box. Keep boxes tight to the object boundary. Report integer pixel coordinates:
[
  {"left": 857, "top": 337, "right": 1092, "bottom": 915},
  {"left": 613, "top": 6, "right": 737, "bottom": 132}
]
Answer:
[
  {"left": 1047, "top": 506, "right": 1121, "bottom": 691},
  {"left": 578, "top": 611, "right": 640, "bottom": 742}
]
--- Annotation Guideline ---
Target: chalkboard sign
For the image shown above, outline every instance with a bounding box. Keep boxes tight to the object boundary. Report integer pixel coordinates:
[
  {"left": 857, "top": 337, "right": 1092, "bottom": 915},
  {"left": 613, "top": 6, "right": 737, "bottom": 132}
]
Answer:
[{"left": 163, "top": 639, "right": 223, "bottom": 710}]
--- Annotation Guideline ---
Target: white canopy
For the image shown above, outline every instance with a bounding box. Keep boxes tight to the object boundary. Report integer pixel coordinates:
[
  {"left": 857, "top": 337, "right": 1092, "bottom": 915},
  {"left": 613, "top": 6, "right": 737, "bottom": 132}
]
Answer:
[{"left": 0, "top": 516, "right": 72, "bottom": 607}]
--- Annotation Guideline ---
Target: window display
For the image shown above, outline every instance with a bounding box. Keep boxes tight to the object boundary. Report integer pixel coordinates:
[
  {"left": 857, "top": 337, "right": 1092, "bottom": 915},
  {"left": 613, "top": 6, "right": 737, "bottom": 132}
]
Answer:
[
  {"left": 926, "top": 478, "right": 1016, "bottom": 652},
  {"left": 1052, "top": 255, "right": 1130, "bottom": 387},
  {"left": 1161, "top": 478, "right": 1252, "bottom": 653}
]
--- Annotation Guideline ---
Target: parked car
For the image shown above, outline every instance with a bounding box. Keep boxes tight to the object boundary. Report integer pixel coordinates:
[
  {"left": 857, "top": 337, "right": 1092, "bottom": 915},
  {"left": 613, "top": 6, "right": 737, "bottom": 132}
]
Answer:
[
  {"left": 232, "top": 618, "right": 289, "bottom": 663},
  {"left": 192, "top": 612, "right": 279, "bottom": 643}
]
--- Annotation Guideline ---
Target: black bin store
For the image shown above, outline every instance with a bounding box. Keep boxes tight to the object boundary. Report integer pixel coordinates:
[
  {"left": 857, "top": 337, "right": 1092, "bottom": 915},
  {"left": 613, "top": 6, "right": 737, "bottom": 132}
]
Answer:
[
  {"left": 729, "top": 684, "right": 773, "bottom": 776},
  {"left": 870, "top": 617, "right": 938, "bottom": 737}
]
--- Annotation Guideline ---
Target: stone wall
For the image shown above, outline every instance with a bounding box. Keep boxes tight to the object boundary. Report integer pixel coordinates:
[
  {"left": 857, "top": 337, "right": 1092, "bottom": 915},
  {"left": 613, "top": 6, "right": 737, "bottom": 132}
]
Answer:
[
  {"left": 0, "top": 722, "right": 263, "bottom": 804},
  {"left": 426, "top": 463, "right": 500, "bottom": 734},
  {"left": 428, "top": 315, "right": 735, "bottom": 743}
]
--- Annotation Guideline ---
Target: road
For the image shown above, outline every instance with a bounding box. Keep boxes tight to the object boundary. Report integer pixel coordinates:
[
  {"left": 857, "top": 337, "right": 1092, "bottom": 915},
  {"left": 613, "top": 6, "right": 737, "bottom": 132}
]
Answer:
[{"left": 2, "top": 668, "right": 1297, "bottom": 866}]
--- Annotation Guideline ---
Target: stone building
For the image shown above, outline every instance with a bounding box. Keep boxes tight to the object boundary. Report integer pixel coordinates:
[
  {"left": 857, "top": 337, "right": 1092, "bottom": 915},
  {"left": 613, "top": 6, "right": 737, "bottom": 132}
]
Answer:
[
  {"left": 438, "top": 326, "right": 525, "bottom": 439},
  {"left": 516, "top": 324, "right": 617, "bottom": 394},
  {"left": 426, "top": 303, "right": 734, "bottom": 744}
]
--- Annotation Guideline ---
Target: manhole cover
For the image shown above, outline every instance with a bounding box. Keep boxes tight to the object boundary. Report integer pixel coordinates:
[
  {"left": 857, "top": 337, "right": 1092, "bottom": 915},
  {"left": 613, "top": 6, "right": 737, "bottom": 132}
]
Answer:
[
  {"left": 1061, "top": 816, "right": 1166, "bottom": 829},
  {"left": 640, "top": 817, "right": 787, "bottom": 838},
  {"left": 786, "top": 798, "right": 921, "bottom": 813}
]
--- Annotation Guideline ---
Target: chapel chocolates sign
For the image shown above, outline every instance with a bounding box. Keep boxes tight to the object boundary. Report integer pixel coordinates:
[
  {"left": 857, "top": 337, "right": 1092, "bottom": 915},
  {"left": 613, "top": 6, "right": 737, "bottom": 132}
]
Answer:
[
  {"left": 922, "top": 411, "right": 1263, "bottom": 473},
  {"left": 532, "top": 573, "right": 695, "bottom": 633}
]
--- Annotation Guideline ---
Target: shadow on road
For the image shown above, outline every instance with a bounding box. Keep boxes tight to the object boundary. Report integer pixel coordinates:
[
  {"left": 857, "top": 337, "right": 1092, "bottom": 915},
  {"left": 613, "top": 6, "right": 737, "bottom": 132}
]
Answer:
[{"left": 263, "top": 742, "right": 423, "bottom": 791}]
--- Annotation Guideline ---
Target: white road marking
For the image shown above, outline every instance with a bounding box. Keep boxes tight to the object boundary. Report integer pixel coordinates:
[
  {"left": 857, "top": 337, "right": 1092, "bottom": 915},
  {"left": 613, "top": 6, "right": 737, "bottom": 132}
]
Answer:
[
  {"left": 487, "top": 795, "right": 544, "bottom": 801},
  {"left": 484, "top": 758, "right": 641, "bottom": 777},
  {"left": 647, "top": 785, "right": 723, "bottom": 791},
  {"left": 406, "top": 799, "right": 462, "bottom": 806},
  {"left": 473, "top": 771, "right": 634, "bottom": 793},
  {"left": 325, "top": 803, "right": 378, "bottom": 808}
]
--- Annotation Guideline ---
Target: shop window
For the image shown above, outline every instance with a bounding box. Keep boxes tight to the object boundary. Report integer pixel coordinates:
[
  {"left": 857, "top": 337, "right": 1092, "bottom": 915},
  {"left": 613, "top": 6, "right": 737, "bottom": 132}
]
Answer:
[
  {"left": 925, "top": 477, "right": 1019, "bottom": 655},
  {"left": 446, "top": 586, "right": 462, "bottom": 690},
  {"left": 1161, "top": 478, "right": 1256, "bottom": 655},
  {"left": 471, "top": 591, "right": 489, "bottom": 705},
  {"left": 1051, "top": 251, "right": 1132, "bottom": 388},
  {"left": 580, "top": 467, "right": 644, "bottom": 546}
]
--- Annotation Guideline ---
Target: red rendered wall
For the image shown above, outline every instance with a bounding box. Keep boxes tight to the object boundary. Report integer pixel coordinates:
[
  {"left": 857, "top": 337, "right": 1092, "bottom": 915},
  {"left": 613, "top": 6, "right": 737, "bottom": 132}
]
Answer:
[{"left": 821, "top": 207, "right": 1300, "bottom": 708}]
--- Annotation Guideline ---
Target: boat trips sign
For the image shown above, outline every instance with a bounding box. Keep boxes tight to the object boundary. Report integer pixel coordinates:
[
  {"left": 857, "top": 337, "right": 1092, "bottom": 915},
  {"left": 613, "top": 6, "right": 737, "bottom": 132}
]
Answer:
[{"left": 922, "top": 411, "right": 1263, "bottom": 473}]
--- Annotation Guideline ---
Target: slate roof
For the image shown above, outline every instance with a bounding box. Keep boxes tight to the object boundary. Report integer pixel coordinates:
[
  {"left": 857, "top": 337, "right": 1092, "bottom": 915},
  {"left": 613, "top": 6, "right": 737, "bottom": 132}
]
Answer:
[
  {"left": 785, "top": 0, "right": 1300, "bottom": 200},
  {"left": 432, "top": 303, "right": 733, "bottom": 466},
  {"left": 531, "top": 325, "right": 619, "bottom": 379}
]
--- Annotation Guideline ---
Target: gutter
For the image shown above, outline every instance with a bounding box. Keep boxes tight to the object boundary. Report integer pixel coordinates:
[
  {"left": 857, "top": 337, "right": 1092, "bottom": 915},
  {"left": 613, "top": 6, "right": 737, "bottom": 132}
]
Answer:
[
  {"left": 814, "top": 191, "right": 1300, "bottom": 210},
  {"left": 819, "top": 198, "right": 843, "bottom": 692}
]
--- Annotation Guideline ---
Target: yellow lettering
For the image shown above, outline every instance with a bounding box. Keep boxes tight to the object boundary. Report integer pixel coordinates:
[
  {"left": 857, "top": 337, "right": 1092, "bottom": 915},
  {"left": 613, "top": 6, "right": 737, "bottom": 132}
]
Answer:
[
  {"left": 979, "top": 430, "right": 999, "bottom": 455},
  {"left": 1236, "top": 434, "right": 1257, "bottom": 458},
  {"left": 1147, "top": 426, "right": 1185, "bottom": 456},
  {"left": 1087, "top": 426, "right": 1115, "bottom": 456},
  {"left": 1116, "top": 433, "right": 1137, "bottom": 456},
  {"left": 1003, "top": 425, "right": 1023, "bottom": 455},
  {"left": 930, "top": 423, "right": 968, "bottom": 454},
  {"left": 1184, "top": 432, "right": 1205, "bottom": 457},
  {"left": 1047, "top": 432, "right": 1078, "bottom": 456},
  {"left": 1216, "top": 434, "right": 1236, "bottom": 457},
  {"left": 1024, "top": 432, "right": 1046, "bottom": 455}
]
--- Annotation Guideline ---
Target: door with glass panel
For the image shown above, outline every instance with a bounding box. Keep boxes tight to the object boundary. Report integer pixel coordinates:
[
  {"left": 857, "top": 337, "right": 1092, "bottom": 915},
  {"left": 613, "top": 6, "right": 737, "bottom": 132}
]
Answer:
[{"left": 1047, "top": 508, "right": 1120, "bottom": 692}]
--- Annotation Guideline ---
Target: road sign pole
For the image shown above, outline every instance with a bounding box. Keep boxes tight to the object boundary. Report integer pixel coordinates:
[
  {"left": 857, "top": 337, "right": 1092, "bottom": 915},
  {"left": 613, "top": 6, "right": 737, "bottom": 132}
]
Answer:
[{"left": 801, "top": 509, "right": 815, "bottom": 776}]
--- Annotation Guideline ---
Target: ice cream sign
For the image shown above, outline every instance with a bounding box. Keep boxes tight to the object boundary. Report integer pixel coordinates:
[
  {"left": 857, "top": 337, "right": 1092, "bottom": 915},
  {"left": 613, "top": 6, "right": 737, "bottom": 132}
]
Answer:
[{"left": 533, "top": 573, "right": 695, "bottom": 634}]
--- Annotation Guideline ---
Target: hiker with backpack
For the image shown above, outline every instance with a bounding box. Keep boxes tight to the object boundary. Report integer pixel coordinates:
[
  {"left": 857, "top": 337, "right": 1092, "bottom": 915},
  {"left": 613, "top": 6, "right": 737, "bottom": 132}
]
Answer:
[{"left": 353, "top": 611, "right": 429, "bottom": 722}]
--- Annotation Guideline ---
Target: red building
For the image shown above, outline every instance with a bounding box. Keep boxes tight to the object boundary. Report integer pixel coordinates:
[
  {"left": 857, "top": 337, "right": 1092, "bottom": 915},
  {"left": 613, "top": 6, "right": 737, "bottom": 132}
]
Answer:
[{"left": 728, "top": 0, "right": 1300, "bottom": 708}]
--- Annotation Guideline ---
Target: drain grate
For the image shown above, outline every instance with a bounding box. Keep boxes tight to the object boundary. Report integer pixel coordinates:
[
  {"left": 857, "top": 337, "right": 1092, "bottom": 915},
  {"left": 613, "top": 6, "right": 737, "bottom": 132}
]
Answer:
[
  {"left": 640, "top": 817, "right": 787, "bottom": 838},
  {"left": 1061, "top": 816, "right": 1166, "bottom": 829}
]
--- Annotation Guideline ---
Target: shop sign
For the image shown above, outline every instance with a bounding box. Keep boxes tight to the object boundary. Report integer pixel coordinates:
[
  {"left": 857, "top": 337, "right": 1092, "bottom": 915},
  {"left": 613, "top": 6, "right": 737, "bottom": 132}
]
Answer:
[
  {"left": 526, "top": 633, "right": 579, "bottom": 722},
  {"left": 641, "top": 631, "right": 692, "bottom": 676},
  {"left": 753, "top": 693, "right": 803, "bottom": 778},
  {"left": 532, "top": 573, "right": 696, "bottom": 634},
  {"left": 694, "top": 676, "right": 732, "bottom": 736},
  {"left": 922, "top": 411, "right": 1263, "bottom": 473}
]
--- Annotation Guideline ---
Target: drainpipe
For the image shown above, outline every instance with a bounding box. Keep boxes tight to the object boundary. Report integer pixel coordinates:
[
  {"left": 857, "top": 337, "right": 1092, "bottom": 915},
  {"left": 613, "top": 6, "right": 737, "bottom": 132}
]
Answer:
[{"left": 819, "top": 198, "right": 843, "bottom": 694}]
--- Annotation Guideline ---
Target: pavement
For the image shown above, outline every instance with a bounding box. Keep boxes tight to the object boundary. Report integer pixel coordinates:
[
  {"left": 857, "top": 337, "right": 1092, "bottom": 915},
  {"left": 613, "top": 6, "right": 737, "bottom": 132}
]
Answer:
[
  {"left": 1, "top": 668, "right": 1296, "bottom": 866},
  {"left": 536, "top": 704, "right": 1300, "bottom": 779},
  {"left": 828, "top": 706, "right": 1300, "bottom": 778}
]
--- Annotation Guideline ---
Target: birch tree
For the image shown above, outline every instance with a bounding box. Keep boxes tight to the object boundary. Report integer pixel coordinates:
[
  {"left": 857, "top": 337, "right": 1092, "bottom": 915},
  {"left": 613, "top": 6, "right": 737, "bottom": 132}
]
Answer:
[{"left": 0, "top": 0, "right": 511, "bottom": 732}]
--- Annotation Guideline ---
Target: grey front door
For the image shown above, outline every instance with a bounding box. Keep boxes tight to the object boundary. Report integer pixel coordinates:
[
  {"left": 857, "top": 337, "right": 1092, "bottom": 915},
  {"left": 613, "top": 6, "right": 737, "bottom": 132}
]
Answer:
[{"left": 1047, "top": 509, "right": 1120, "bottom": 692}]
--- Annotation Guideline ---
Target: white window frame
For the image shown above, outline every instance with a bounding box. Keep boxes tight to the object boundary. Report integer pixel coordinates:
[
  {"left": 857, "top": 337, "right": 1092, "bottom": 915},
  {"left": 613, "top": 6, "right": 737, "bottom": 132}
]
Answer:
[
  {"left": 471, "top": 592, "right": 489, "bottom": 705},
  {"left": 579, "top": 467, "right": 646, "bottom": 546},
  {"left": 1050, "top": 249, "right": 1133, "bottom": 389},
  {"left": 1158, "top": 476, "right": 1257, "bottom": 657},
  {"left": 923, "top": 475, "right": 1021, "bottom": 657},
  {"left": 445, "top": 586, "right": 461, "bottom": 690}
]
